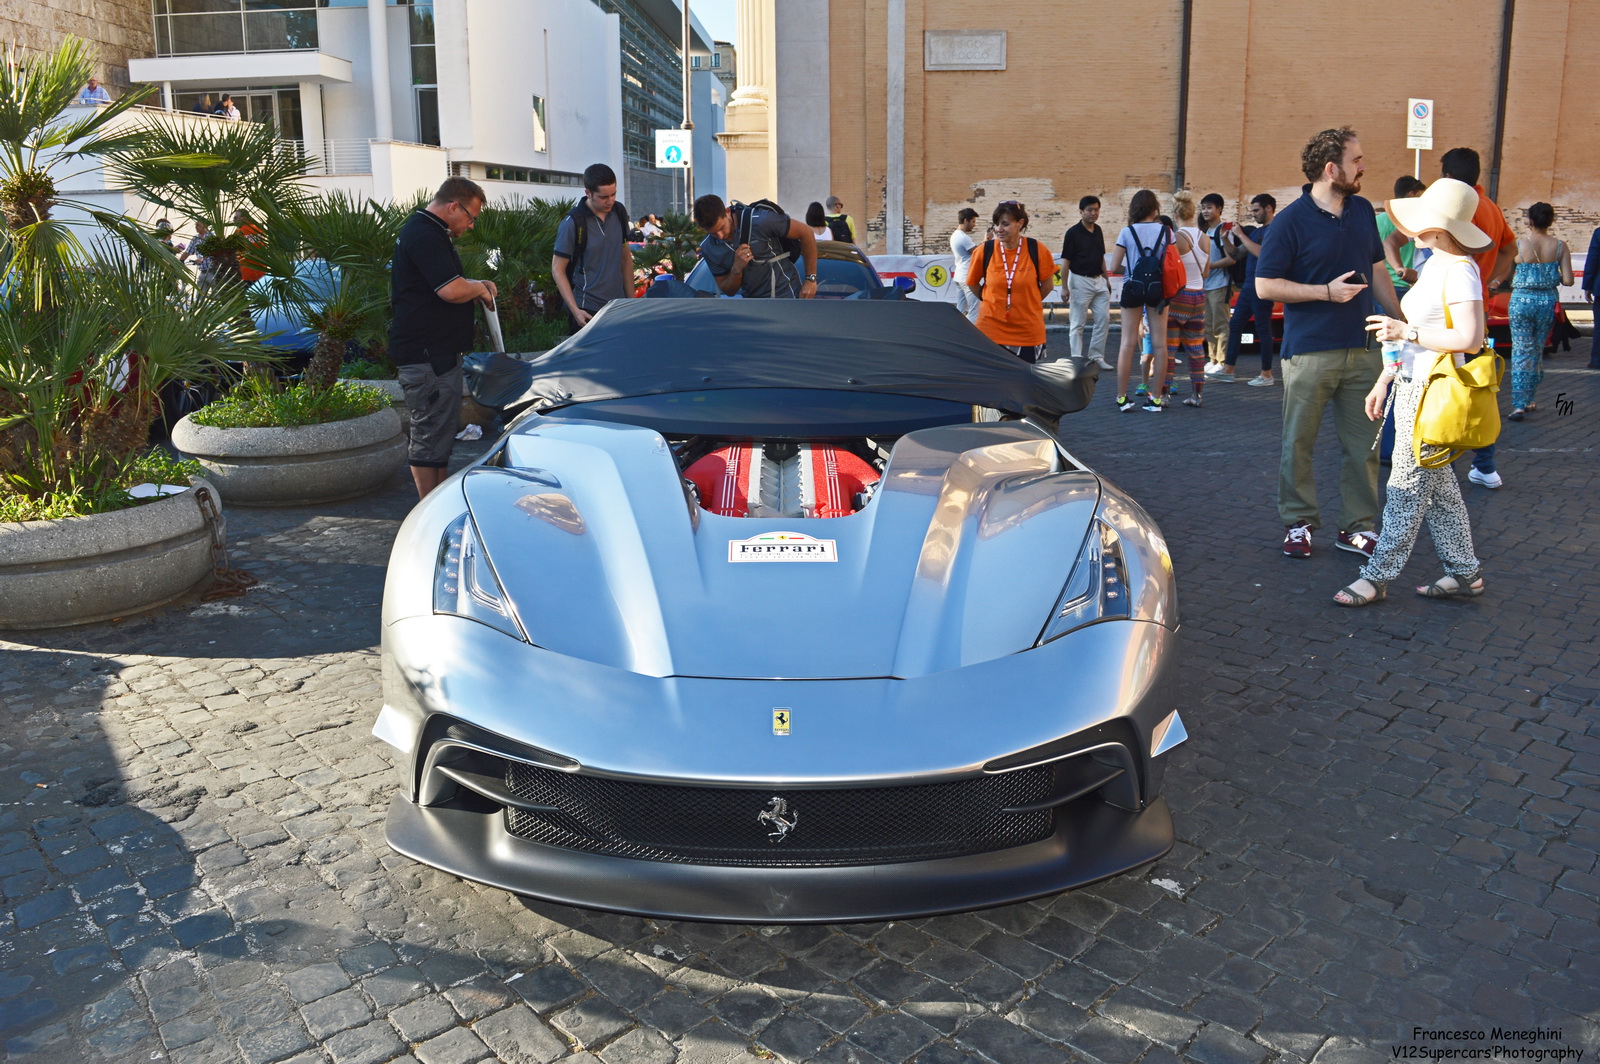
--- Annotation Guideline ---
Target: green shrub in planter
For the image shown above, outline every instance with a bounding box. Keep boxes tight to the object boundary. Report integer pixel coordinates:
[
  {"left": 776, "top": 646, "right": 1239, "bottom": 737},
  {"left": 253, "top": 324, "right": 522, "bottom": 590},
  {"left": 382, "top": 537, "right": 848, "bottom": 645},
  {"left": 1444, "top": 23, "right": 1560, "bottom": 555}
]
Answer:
[{"left": 189, "top": 377, "right": 393, "bottom": 430}]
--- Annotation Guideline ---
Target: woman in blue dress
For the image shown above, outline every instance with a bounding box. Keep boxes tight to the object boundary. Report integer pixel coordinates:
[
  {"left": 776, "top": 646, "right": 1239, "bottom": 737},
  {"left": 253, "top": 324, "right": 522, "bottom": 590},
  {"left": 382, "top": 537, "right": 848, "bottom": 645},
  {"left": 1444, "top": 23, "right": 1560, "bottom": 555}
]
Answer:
[{"left": 1507, "top": 202, "right": 1574, "bottom": 420}]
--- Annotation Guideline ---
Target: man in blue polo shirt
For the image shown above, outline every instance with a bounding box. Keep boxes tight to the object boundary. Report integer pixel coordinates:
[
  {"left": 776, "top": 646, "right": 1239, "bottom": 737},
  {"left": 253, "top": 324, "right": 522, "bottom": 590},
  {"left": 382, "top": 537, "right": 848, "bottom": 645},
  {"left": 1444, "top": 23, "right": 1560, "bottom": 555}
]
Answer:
[{"left": 1256, "top": 127, "right": 1403, "bottom": 560}]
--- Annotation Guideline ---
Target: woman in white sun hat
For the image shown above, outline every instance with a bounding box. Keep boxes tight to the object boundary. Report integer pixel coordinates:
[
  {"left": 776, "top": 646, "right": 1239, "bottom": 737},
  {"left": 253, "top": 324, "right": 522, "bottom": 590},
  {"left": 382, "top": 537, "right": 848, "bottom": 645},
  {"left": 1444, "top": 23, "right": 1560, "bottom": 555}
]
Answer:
[{"left": 1333, "top": 178, "right": 1492, "bottom": 607}]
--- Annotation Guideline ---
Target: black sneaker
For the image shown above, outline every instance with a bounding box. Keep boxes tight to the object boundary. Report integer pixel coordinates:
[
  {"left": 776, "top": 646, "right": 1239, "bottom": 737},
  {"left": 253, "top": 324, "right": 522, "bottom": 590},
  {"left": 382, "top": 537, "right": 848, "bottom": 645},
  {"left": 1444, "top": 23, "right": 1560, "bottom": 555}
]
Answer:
[
  {"left": 1117, "top": 396, "right": 1137, "bottom": 412},
  {"left": 1142, "top": 396, "right": 1164, "bottom": 412}
]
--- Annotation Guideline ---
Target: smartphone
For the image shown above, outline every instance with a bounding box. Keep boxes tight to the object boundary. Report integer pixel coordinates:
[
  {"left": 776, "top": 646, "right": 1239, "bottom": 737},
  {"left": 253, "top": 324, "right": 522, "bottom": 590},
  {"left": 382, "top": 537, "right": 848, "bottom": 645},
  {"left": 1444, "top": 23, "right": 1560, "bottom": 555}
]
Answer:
[{"left": 1347, "top": 271, "right": 1368, "bottom": 287}]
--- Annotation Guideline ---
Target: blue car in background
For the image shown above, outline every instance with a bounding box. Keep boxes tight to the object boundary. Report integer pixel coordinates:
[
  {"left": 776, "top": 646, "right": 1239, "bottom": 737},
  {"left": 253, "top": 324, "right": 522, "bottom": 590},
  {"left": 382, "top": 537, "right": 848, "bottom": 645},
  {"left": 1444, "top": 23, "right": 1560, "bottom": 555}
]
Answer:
[{"left": 249, "top": 260, "right": 339, "bottom": 361}]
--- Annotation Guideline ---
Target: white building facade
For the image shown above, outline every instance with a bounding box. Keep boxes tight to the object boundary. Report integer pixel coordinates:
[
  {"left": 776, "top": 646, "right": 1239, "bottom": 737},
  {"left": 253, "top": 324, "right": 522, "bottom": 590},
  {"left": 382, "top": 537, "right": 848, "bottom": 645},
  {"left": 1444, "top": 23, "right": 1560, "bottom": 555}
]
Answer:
[{"left": 114, "top": 0, "right": 722, "bottom": 210}]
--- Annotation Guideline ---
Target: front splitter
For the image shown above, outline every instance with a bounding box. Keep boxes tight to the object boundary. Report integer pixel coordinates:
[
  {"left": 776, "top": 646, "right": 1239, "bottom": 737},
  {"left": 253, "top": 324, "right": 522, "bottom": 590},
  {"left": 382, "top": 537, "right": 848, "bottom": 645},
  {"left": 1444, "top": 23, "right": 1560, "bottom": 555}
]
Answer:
[{"left": 384, "top": 794, "right": 1173, "bottom": 923}]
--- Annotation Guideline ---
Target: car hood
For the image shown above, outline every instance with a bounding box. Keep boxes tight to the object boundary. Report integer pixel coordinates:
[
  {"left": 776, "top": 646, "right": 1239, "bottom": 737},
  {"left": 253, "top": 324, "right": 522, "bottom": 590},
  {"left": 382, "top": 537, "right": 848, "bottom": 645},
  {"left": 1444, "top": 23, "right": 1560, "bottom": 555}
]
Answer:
[{"left": 463, "top": 418, "right": 1100, "bottom": 680}]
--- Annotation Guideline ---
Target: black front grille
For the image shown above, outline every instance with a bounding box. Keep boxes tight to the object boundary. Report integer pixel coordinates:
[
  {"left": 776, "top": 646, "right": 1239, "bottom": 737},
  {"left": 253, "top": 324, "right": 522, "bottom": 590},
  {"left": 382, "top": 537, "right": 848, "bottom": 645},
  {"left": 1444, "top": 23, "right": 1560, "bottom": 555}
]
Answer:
[{"left": 502, "top": 762, "right": 1055, "bottom": 867}]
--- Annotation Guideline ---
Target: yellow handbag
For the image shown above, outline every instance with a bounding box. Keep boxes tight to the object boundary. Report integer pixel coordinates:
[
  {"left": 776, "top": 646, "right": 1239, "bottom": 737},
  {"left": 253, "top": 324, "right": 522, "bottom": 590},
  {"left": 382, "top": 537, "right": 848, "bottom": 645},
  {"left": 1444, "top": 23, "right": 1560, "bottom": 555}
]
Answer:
[{"left": 1413, "top": 270, "right": 1503, "bottom": 469}]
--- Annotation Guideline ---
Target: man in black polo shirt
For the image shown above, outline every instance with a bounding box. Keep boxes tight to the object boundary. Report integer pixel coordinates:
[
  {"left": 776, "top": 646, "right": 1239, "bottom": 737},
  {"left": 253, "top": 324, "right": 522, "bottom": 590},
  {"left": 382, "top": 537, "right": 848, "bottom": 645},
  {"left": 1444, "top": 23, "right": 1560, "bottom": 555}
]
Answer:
[
  {"left": 1060, "top": 196, "right": 1111, "bottom": 369},
  {"left": 390, "top": 177, "right": 498, "bottom": 499},
  {"left": 1255, "top": 127, "right": 1403, "bottom": 560}
]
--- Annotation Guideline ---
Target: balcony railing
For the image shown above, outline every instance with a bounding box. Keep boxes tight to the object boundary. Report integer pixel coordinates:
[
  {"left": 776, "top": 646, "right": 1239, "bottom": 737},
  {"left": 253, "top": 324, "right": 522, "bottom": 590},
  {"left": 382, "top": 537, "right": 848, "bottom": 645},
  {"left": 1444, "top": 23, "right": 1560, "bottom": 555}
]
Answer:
[{"left": 280, "top": 139, "right": 373, "bottom": 175}]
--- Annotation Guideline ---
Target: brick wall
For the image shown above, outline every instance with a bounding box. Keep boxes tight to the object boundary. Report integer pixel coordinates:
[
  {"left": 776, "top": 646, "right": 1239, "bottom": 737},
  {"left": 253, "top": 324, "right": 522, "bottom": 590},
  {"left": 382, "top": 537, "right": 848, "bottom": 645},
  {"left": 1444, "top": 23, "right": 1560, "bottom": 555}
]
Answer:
[{"left": 828, "top": 0, "right": 1599, "bottom": 254}]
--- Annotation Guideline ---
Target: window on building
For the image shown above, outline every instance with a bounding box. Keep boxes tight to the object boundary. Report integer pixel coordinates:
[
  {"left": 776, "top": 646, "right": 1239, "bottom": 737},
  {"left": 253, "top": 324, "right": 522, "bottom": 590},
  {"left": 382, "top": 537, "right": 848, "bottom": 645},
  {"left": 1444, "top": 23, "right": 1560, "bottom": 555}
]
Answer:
[
  {"left": 711, "top": 52, "right": 720, "bottom": 68},
  {"left": 408, "top": 0, "right": 439, "bottom": 144},
  {"left": 154, "top": 0, "right": 319, "bottom": 56},
  {"left": 690, "top": 55, "right": 700, "bottom": 68},
  {"left": 415, "top": 87, "right": 439, "bottom": 147},
  {"left": 531, "top": 94, "right": 548, "bottom": 153}
]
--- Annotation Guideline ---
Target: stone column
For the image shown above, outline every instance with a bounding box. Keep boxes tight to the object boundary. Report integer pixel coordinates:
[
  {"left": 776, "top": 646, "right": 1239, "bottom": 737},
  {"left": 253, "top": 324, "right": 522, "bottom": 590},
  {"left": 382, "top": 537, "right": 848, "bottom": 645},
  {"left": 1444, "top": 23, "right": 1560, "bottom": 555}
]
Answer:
[
  {"left": 716, "top": 0, "right": 775, "bottom": 203},
  {"left": 367, "top": 0, "right": 393, "bottom": 142}
]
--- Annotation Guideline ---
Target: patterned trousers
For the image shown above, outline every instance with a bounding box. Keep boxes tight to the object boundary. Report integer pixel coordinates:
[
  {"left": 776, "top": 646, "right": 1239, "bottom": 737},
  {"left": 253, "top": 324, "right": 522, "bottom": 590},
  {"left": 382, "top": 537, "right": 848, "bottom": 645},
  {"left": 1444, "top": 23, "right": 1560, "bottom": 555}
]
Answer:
[
  {"left": 1508, "top": 287, "right": 1555, "bottom": 409},
  {"left": 1165, "top": 288, "right": 1206, "bottom": 393},
  {"left": 1359, "top": 375, "right": 1481, "bottom": 584}
]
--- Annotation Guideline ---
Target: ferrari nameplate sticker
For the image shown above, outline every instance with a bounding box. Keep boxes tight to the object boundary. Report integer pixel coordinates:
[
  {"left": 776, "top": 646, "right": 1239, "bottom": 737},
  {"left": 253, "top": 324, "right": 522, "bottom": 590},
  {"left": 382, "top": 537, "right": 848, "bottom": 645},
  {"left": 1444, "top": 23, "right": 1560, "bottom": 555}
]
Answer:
[
  {"left": 773, "top": 708, "right": 791, "bottom": 735},
  {"left": 728, "top": 532, "right": 837, "bottom": 563}
]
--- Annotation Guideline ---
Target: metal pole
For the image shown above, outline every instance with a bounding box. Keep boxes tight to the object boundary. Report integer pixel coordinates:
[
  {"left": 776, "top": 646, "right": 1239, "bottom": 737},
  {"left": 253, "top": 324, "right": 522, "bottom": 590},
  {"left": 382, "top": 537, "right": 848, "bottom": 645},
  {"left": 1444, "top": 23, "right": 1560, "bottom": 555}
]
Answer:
[{"left": 682, "top": 0, "right": 695, "bottom": 205}]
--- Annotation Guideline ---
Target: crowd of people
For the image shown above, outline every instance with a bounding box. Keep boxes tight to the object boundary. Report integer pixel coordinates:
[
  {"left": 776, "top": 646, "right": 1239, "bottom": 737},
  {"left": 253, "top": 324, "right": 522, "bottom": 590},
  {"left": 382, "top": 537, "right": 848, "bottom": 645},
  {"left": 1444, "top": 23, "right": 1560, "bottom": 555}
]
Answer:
[{"left": 934, "top": 130, "right": 1595, "bottom": 607}]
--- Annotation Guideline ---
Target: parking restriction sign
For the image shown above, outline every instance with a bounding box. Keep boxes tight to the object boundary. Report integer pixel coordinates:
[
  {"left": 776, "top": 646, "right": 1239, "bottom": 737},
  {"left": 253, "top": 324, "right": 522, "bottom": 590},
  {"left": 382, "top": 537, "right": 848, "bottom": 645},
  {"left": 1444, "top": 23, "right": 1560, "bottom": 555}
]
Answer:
[{"left": 1407, "top": 99, "right": 1433, "bottom": 151}]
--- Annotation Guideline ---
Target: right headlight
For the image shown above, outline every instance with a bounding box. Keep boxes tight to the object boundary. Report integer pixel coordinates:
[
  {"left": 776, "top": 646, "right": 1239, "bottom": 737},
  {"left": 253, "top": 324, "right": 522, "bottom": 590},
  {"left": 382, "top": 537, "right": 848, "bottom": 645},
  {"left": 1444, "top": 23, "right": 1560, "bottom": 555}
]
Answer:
[
  {"left": 433, "top": 514, "right": 526, "bottom": 641},
  {"left": 1037, "top": 519, "right": 1131, "bottom": 645}
]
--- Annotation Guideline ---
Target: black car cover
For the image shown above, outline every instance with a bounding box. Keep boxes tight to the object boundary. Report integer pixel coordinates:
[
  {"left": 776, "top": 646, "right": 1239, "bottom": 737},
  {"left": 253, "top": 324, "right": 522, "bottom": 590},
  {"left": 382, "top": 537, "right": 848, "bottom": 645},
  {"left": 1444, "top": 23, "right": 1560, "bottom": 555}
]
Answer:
[{"left": 465, "top": 299, "right": 1096, "bottom": 419}]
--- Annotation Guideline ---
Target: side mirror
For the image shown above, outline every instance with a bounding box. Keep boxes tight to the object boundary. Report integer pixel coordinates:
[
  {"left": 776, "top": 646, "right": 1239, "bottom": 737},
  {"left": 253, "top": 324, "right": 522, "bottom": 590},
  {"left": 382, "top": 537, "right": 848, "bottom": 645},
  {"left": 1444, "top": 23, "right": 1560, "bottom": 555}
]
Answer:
[{"left": 892, "top": 276, "right": 917, "bottom": 293}]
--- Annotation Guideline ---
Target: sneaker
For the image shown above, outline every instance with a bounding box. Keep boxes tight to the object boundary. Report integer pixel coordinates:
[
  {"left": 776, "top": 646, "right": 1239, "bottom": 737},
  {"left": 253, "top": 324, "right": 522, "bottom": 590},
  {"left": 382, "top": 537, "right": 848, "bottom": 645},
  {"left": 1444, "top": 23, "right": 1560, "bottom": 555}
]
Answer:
[
  {"left": 1134, "top": 383, "right": 1148, "bottom": 396},
  {"left": 1467, "top": 468, "right": 1503, "bottom": 489},
  {"left": 1212, "top": 369, "right": 1236, "bottom": 383},
  {"left": 1117, "top": 395, "right": 1137, "bottom": 412},
  {"left": 1182, "top": 395, "right": 1203, "bottom": 408},
  {"left": 1204, "top": 362, "right": 1222, "bottom": 376},
  {"left": 1142, "top": 396, "right": 1164, "bottom": 412},
  {"left": 1282, "top": 522, "right": 1312, "bottom": 558},
  {"left": 1337, "top": 530, "right": 1378, "bottom": 559},
  {"left": 1094, "top": 356, "right": 1114, "bottom": 370},
  {"left": 1247, "top": 375, "right": 1276, "bottom": 387}
]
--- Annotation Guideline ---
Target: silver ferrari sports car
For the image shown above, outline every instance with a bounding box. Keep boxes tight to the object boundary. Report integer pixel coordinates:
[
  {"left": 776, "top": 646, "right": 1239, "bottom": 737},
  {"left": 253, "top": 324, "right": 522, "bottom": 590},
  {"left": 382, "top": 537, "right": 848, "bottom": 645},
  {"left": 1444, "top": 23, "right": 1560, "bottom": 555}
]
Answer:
[{"left": 374, "top": 299, "right": 1187, "bottom": 922}]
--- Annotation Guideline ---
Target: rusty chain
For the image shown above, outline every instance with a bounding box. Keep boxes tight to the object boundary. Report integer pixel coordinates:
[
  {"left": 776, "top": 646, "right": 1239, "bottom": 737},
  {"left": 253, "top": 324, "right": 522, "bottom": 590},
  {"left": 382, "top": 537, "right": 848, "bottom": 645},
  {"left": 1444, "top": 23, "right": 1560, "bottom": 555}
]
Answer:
[{"left": 193, "top": 486, "right": 257, "bottom": 600}]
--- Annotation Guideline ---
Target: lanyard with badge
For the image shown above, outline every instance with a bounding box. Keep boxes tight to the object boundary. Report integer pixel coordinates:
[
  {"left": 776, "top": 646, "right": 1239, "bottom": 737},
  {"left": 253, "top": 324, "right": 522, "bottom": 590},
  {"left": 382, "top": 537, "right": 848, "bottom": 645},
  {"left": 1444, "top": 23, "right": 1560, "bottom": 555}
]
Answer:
[{"left": 996, "top": 240, "right": 1021, "bottom": 312}]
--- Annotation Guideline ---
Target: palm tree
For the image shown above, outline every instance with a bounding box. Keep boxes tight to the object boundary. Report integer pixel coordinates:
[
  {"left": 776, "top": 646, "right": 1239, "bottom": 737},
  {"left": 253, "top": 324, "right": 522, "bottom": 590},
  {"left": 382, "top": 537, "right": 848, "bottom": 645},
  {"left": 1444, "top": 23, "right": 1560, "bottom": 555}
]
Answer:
[
  {"left": 0, "top": 247, "right": 266, "bottom": 503},
  {"left": 0, "top": 37, "right": 174, "bottom": 309},
  {"left": 0, "top": 39, "right": 266, "bottom": 514},
  {"left": 252, "top": 192, "right": 411, "bottom": 390},
  {"left": 101, "top": 114, "right": 312, "bottom": 290},
  {"left": 634, "top": 211, "right": 701, "bottom": 279}
]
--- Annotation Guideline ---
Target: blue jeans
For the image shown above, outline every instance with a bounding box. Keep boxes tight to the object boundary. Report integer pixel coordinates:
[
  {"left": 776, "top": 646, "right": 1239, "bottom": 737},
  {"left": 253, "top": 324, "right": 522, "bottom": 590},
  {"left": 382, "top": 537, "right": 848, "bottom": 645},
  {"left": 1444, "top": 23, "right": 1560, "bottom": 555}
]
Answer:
[{"left": 1225, "top": 287, "right": 1275, "bottom": 372}]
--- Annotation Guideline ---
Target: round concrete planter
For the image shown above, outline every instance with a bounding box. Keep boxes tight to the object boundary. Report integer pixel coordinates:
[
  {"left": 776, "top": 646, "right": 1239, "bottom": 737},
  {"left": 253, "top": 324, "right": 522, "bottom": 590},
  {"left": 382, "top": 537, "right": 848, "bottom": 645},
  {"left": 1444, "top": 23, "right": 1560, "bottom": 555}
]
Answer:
[
  {"left": 171, "top": 406, "right": 405, "bottom": 506},
  {"left": 0, "top": 478, "right": 219, "bottom": 630}
]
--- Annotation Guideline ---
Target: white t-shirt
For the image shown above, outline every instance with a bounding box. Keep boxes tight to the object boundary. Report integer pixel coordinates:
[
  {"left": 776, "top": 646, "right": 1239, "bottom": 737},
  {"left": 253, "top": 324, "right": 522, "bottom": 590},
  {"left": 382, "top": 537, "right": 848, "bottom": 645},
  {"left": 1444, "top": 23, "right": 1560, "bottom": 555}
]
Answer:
[
  {"left": 812, "top": 224, "right": 831, "bottom": 240},
  {"left": 1177, "top": 226, "right": 1206, "bottom": 290},
  {"left": 951, "top": 228, "right": 977, "bottom": 276},
  {"left": 1115, "top": 222, "right": 1171, "bottom": 273},
  {"left": 1396, "top": 252, "right": 1481, "bottom": 376}
]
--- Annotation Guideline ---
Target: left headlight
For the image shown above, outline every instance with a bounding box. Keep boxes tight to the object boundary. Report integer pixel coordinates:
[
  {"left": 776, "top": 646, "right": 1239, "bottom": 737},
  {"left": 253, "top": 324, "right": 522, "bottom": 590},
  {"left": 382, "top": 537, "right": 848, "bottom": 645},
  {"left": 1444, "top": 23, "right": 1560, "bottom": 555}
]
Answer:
[
  {"left": 433, "top": 514, "right": 526, "bottom": 641},
  {"left": 1037, "top": 519, "right": 1130, "bottom": 645}
]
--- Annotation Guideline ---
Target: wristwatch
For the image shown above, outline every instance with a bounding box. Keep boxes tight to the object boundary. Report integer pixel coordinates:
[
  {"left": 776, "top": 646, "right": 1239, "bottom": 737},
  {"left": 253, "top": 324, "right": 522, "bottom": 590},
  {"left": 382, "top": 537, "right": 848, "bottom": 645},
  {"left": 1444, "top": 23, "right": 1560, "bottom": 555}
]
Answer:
[
  {"left": 1404, "top": 324, "right": 1420, "bottom": 343},
  {"left": 804, "top": 273, "right": 818, "bottom": 282}
]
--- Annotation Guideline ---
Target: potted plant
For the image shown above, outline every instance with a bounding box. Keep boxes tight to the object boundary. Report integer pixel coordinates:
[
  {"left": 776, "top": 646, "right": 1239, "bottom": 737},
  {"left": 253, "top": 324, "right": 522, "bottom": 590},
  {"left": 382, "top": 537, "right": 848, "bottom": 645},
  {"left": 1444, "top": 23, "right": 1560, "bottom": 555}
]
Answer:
[
  {"left": 0, "top": 41, "right": 269, "bottom": 627},
  {"left": 107, "top": 125, "right": 407, "bottom": 505}
]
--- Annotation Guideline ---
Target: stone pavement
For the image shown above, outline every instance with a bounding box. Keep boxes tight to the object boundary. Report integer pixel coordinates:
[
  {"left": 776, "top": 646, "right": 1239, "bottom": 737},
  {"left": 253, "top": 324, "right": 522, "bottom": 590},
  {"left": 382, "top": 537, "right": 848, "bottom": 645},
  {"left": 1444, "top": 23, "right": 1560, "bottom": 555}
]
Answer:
[{"left": 3, "top": 339, "right": 1597, "bottom": 1064}]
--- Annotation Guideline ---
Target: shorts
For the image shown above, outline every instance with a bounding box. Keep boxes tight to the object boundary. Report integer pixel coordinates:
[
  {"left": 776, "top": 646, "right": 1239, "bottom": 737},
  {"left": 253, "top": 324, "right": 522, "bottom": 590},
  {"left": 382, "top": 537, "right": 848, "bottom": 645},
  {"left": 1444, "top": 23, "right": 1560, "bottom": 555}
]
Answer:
[{"left": 398, "top": 361, "right": 463, "bottom": 468}]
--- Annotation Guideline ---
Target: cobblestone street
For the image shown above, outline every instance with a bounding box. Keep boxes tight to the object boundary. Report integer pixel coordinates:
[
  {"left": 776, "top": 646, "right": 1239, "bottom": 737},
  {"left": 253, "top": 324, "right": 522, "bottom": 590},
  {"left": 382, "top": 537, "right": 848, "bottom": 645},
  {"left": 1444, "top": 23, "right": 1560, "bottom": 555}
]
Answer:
[{"left": 3, "top": 338, "right": 1597, "bottom": 1064}]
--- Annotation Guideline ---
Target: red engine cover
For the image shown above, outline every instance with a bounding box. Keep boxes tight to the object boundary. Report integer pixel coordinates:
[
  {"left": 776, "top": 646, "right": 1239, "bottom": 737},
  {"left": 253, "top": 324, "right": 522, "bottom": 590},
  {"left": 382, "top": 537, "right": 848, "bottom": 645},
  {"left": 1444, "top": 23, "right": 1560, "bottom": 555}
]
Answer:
[
  {"left": 685, "top": 445, "right": 756, "bottom": 517},
  {"left": 806, "top": 445, "right": 880, "bottom": 519}
]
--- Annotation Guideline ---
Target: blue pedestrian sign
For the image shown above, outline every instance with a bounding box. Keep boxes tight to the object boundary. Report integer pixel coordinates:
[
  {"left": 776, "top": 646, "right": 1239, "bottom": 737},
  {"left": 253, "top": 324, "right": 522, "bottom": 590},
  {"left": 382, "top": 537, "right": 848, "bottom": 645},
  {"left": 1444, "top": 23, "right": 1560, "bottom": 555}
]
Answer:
[{"left": 654, "top": 129, "right": 692, "bottom": 169}]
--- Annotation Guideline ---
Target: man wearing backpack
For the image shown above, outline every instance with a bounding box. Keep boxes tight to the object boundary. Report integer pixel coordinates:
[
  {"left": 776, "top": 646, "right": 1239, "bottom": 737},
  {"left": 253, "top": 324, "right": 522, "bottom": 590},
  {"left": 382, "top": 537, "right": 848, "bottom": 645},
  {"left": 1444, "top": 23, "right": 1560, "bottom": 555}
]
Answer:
[
  {"left": 552, "top": 163, "right": 635, "bottom": 334},
  {"left": 1198, "top": 194, "right": 1239, "bottom": 371},
  {"left": 824, "top": 196, "right": 857, "bottom": 244},
  {"left": 692, "top": 195, "right": 819, "bottom": 299}
]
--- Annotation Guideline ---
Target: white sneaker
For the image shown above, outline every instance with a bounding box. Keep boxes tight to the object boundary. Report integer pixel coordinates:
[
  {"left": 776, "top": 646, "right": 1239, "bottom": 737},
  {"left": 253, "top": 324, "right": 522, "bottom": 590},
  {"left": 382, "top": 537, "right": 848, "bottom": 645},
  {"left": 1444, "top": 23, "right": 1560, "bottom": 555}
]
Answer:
[
  {"left": 1204, "top": 362, "right": 1221, "bottom": 375},
  {"left": 1094, "top": 356, "right": 1114, "bottom": 370},
  {"left": 1246, "top": 375, "right": 1276, "bottom": 387},
  {"left": 1468, "top": 468, "right": 1503, "bottom": 489}
]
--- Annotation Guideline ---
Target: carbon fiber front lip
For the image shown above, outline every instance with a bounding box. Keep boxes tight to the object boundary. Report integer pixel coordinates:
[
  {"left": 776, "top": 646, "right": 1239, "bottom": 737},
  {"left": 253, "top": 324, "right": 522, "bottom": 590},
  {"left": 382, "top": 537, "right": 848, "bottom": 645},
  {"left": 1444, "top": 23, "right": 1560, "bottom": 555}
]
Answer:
[{"left": 383, "top": 793, "right": 1173, "bottom": 923}]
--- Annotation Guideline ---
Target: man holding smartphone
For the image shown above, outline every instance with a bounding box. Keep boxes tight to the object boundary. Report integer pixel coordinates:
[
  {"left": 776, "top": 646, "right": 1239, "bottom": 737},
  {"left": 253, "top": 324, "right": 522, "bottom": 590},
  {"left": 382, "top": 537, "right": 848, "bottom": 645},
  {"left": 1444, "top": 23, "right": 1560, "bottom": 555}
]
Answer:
[
  {"left": 1255, "top": 127, "right": 1403, "bottom": 561},
  {"left": 1216, "top": 193, "right": 1277, "bottom": 384}
]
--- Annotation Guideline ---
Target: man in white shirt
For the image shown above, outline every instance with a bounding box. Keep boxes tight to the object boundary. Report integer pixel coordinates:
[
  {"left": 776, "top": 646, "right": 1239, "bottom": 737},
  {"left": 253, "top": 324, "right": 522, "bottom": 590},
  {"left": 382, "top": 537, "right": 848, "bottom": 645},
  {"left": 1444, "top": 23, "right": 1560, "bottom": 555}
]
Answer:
[{"left": 950, "top": 209, "right": 980, "bottom": 322}]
